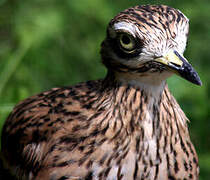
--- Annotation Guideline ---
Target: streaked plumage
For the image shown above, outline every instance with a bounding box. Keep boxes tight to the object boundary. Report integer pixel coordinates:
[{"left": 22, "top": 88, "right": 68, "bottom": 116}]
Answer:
[{"left": 1, "top": 5, "right": 201, "bottom": 180}]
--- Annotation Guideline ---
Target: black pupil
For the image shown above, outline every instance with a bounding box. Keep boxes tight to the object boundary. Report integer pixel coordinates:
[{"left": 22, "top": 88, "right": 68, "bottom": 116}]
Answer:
[{"left": 121, "top": 35, "right": 131, "bottom": 45}]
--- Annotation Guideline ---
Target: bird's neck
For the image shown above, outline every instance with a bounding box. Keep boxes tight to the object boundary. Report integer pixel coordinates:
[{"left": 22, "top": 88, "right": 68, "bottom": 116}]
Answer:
[
  {"left": 96, "top": 72, "right": 191, "bottom": 172},
  {"left": 100, "top": 71, "right": 188, "bottom": 136},
  {"left": 103, "top": 70, "right": 167, "bottom": 99}
]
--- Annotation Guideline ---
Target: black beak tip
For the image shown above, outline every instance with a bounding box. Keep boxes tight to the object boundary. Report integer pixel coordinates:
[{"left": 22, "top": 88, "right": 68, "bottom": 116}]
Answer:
[
  {"left": 177, "top": 59, "right": 202, "bottom": 86},
  {"left": 181, "top": 70, "right": 202, "bottom": 86},
  {"left": 189, "top": 70, "right": 202, "bottom": 86},
  {"left": 193, "top": 79, "right": 202, "bottom": 86},
  {"left": 194, "top": 77, "right": 202, "bottom": 86},
  {"left": 171, "top": 50, "right": 202, "bottom": 86},
  {"left": 184, "top": 71, "right": 202, "bottom": 86}
]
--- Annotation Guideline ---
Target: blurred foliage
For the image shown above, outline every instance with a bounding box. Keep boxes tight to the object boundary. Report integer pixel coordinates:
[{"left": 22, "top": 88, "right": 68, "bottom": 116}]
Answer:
[{"left": 0, "top": 0, "right": 209, "bottom": 178}]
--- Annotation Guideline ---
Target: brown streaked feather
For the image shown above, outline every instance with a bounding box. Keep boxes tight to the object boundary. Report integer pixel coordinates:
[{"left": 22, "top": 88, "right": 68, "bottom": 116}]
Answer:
[{"left": 1, "top": 79, "right": 199, "bottom": 179}]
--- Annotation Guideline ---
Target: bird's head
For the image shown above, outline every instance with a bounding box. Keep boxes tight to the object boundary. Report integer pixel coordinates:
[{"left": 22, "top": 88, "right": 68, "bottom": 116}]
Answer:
[{"left": 101, "top": 5, "right": 202, "bottom": 88}]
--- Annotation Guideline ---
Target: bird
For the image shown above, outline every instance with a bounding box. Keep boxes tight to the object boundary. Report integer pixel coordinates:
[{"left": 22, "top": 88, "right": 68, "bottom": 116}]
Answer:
[{"left": 0, "top": 4, "right": 202, "bottom": 180}]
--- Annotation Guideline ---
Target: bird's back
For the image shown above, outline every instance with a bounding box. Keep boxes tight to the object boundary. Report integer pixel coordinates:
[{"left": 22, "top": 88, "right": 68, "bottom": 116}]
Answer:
[{"left": 1, "top": 80, "right": 106, "bottom": 179}]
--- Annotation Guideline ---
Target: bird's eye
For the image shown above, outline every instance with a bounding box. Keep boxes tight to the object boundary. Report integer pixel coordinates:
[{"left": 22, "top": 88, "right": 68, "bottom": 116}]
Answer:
[{"left": 118, "top": 33, "right": 136, "bottom": 52}]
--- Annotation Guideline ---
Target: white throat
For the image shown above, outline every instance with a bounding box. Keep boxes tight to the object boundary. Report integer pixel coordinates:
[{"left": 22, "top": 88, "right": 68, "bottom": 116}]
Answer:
[{"left": 114, "top": 71, "right": 171, "bottom": 98}]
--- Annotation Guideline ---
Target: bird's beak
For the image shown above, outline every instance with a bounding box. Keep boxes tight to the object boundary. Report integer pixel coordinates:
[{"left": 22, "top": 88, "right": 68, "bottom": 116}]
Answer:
[{"left": 155, "top": 50, "right": 202, "bottom": 86}]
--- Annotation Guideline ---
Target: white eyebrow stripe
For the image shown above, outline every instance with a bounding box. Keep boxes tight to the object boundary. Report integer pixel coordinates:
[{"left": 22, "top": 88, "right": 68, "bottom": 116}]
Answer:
[{"left": 113, "top": 22, "right": 140, "bottom": 37}]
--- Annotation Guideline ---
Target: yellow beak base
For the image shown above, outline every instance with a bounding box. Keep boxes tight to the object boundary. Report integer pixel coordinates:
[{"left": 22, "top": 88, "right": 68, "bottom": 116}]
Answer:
[{"left": 154, "top": 50, "right": 202, "bottom": 86}]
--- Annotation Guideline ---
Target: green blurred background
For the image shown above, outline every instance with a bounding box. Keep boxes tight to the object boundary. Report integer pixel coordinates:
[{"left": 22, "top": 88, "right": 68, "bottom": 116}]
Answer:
[{"left": 0, "top": 0, "right": 209, "bottom": 178}]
